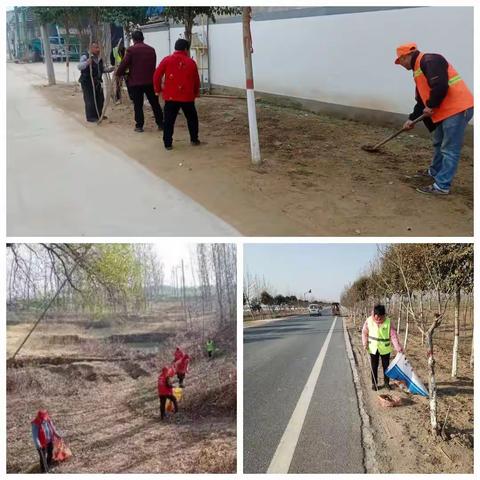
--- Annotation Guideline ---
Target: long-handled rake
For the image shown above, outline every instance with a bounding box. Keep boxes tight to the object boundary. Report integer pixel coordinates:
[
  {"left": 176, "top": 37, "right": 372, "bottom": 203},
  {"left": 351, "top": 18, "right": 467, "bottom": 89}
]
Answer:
[{"left": 361, "top": 113, "right": 427, "bottom": 153}]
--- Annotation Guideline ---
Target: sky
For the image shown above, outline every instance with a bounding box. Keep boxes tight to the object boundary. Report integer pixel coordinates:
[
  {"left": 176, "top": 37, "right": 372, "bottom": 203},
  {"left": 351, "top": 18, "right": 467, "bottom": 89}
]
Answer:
[
  {"left": 153, "top": 241, "right": 199, "bottom": 287},
  {"left": 244, "top": 243, "right": 381, "bottom": 302}
]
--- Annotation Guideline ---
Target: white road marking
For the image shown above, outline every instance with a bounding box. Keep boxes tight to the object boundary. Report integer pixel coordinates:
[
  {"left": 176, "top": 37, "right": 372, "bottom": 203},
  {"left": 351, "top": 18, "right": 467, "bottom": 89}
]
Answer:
[{"left": 267, "top": 316, "right": 338, "bottom": 473}]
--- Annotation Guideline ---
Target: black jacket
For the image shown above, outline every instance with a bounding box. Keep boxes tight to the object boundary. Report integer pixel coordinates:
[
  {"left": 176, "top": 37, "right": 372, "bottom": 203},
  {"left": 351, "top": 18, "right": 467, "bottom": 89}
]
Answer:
[
  {"left": 409, "top": 50, "right": 450, "bottom": 131},
  {"left": 78, "top": 53, "right": 105, "bottom": 86}
]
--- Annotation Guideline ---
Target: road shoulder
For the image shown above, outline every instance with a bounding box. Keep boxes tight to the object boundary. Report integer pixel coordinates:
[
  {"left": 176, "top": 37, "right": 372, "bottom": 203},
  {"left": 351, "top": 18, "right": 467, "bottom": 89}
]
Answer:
[
  {"left": 343, "top": 317, "right": 378, "bottom": 473},
  {"left": 344, "top": 316, "right": 473, "bottom": 473}
]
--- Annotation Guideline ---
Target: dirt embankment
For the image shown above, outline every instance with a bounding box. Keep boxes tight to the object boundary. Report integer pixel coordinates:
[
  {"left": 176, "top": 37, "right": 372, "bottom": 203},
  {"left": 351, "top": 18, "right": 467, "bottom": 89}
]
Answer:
[
  {"left": 7, "top": 322, "right": 236, "bottom": 473},
  {"left": 346, "top": 317, "right": 473, "bottom": 474},
  {"left": 37, "top": 80, "right": 473, "bottom": 236}
]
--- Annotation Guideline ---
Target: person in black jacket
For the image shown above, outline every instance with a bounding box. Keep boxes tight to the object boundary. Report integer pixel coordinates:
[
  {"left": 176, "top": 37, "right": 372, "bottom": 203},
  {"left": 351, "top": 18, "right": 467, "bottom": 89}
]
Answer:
[
  {"left": 116, "top": 31, "right": 164, "bottom": 132},
  {"left": 77, "top": 42, "right": 113, "bottom": 122}
]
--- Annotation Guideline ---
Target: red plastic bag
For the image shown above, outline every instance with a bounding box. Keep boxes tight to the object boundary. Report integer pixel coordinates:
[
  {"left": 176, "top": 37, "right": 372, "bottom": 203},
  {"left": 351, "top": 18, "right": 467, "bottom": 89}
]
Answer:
[{"left": 53, "top": 437, "right": 72, "bottom": 462}]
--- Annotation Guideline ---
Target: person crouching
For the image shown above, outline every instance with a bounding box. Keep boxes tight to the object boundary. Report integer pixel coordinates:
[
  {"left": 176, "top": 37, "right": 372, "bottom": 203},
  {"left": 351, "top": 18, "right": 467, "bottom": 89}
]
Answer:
[{"left": 157, "top": 366, "right": 178, "bottom": 420}]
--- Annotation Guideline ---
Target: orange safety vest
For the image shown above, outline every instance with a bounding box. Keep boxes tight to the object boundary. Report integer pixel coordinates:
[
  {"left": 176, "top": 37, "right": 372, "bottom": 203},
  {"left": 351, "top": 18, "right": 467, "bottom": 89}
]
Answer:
[{"left": 413, "top": 52, "right": 473, "bottom": 123}]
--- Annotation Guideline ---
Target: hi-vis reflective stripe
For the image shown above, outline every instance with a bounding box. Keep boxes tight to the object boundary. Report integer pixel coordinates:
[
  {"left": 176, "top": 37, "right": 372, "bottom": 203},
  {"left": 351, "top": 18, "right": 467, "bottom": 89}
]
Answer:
[
  {"left": 415, "top": 68, "right": 463, "bottom": 86},
  {"left": 368, "top": 336, "right": 390, "bottom": 342},
  {"left": 448, "top": 74, "right": 462, "bottom": 86}
]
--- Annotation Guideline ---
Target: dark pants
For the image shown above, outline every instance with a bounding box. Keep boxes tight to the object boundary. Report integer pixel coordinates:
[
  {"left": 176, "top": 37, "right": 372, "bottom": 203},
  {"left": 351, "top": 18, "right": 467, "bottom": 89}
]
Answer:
[
  {"left": 130, "top": 84, "right": 163, "bottom": 129},
  {"left": 207, "top": 350, "right": 213, "bottom": 358},
  {"left": 177, "top": 373, "right": 185, "bottom": 387},
  {"left": 163, "top": 101, "right": 199, "bottom": 147},
  {"left": 159, "top": 394, "right": 178, "bottom": 420},
  {"left": 81, "top": 81, "right": 104, "bottom": 122},
  {"left": 370, "top": 351, "right": 390, "bottom": 387},
  {"left": 115, "top": 76, "right": 128, "bottom": 102},
  {"left": 37, "top": 442, "right": 53, "bottom": 473}
]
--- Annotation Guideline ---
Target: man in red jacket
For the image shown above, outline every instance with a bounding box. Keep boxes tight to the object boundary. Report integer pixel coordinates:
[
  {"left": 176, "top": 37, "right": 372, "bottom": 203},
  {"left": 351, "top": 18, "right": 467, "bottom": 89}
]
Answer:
[
  {"left": 153, "top": 39, "right": 201, "bottom": 150},
  {"left": 173, "top": 346, "right": 184, "bottom": 363},
  {"left": 116, "top": 30, "right": 163, "bottom": 133},
  {"left": 157, "top": 367, "right": 178, "bottom": 420},
  {"left": 175, "top": 354, "right": 190, "bottom": 387}
]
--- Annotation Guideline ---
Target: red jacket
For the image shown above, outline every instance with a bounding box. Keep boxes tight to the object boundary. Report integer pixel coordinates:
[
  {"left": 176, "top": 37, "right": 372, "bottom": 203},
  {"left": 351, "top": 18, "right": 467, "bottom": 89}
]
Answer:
[
  {"left": 176, "top": 355, "right": 190, "bottom": 375},
  {"left": 158, "top": 368, "right": 173, "bottom": 396},
  {"left": 32, "top": 410, "right": 58, "bottom": 449},
  {"left": 153, "top": 50, "right": 200, "bottom": 102},
  {"left": 173, "top": 347, "right": 184, "bottom": 363}
]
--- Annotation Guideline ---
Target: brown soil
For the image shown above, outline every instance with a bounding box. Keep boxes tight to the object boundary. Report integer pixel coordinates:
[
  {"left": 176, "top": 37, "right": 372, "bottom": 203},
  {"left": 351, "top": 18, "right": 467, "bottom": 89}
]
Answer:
[
  {"left": 346, "top": 317, "right": 473, "bottom": 473},
  {"left": 38, "top": 83, "right": 473, "bottom": 236},
  {"left": 7, "top": 317, "right": 236, "bottom": 473}
]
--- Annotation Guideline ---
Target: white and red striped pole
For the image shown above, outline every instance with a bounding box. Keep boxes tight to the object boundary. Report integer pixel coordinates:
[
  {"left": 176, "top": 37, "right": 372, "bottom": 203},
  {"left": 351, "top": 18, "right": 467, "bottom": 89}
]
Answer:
[{"left": 242, "top": 7, "right": 261, "bottom": 165}]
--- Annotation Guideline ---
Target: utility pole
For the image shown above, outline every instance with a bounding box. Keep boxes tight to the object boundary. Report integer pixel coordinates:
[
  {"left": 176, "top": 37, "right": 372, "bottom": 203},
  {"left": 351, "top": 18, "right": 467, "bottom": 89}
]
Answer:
[
  {"left": 242, "top": 7, "right": 261, "bottom": 166},
  {"left": 40, "top": 23, "right": 56, "bottom": 85}
]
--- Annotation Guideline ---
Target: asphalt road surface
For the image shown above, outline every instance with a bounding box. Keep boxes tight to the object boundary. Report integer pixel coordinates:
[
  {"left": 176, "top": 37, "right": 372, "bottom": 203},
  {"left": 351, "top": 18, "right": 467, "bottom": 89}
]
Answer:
[
  {"left": 244, "top": 310, "right": 364, "bottom": 473},
  {"left": 7, "top": 63, "right": 238, "bottom": 236}
]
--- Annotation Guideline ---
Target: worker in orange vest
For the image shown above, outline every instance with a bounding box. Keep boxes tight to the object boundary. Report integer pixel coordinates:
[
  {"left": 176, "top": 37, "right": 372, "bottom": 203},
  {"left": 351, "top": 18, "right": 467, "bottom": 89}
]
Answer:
[
  {"left": 395, "top": 42, "right": 473, "bottom": 195},
  {"left": 157, "top": 367, "right": 178, "bottom": 420}
]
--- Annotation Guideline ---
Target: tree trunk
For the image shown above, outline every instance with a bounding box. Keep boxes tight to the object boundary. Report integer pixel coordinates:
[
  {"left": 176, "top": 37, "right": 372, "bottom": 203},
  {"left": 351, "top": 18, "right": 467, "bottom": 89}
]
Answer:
[
  {"left": 420, "top": 292, "right": 425, "bottom": 345},
  {"left": 451, "top": 288, "right": 460, "bottom": 378},
  {"left": 470, "top": 323, "right": 474, "bottom": 369},
  {"left": 397, "top": 296, "right": 402, "bottom": 334},
  {"left": 65, "top": 21, "right": 71, "bottom": 83},
  {"left": 403, "top": 308, "right": 409, "bottom": 351},
  {"left": 184, "top": 9, "right": 194, "bottom": 45},
  {"left": 426, "top": 328, "right": 439, "bottom": 435},
  {"left": 181, "top": 260, "right": 188, "bottom": 330},
  {"left": 40, "top": 24, "right": 56, "bottom": 85}
]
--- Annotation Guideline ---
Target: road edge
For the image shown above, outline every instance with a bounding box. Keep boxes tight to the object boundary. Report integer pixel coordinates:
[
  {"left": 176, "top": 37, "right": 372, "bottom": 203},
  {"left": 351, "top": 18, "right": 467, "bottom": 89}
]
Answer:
[
  {"left": 342, "top": 317, "right": 378, "bottom": 474},
  {"left": 243, "top": 315, "right": 293, "bottom": 329}
]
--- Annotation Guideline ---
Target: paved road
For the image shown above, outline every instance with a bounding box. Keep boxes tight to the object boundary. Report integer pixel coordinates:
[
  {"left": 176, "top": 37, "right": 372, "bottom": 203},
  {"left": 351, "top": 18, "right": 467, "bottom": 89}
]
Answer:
[
  {"left": 6, "top": 63, "right": 239, "bottom": 236},
  {"left": 244, "top": 310, "right": 364, "bottom": 473}
]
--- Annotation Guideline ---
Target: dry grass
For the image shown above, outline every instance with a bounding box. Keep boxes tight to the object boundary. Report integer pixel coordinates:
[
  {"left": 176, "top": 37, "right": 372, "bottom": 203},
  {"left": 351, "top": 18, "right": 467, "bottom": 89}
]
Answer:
[{"left": 7, "top": 314, "right": 236, "bottom": 473}]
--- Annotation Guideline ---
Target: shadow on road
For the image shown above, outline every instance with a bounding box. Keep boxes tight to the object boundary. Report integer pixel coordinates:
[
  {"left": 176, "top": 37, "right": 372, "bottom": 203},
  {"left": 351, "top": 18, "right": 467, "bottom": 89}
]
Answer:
[{"left": 244, "top": 318, "right": 342, "bottom": 345}]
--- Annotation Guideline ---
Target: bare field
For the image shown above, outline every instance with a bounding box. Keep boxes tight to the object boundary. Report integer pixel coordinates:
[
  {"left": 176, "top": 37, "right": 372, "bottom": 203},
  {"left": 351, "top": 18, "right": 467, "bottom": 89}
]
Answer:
[
  {"left": 7, "top": 308, "right": 236, "bottom": 473},
  {"left": 346, "top": 317, "right": 473, "bottom": 473}
]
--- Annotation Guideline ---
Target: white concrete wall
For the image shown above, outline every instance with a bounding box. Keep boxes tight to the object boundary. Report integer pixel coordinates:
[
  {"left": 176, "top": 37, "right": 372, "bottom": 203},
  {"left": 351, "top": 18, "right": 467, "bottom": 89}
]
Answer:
[
  {"left": 143, "top": 29, "right": 170, "bottom": 64},
  {"left": 145, "top": 7, "right": 473, "bottom": 116},
  {"left": 209, "top": 7, "right": 473, "bottom": 115},
  {"left": 144, "top": 25, "right": 205, "bottom": 64}
]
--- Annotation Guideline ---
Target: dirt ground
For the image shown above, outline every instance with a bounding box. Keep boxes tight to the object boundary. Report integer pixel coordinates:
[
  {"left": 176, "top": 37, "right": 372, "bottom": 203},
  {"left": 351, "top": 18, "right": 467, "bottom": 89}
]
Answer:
[
  {"left": 346, "top": 317, "right": 473, "bottom": 473},
  {"left": 6, "top": 312, "right": 236, "bottom": 473},
  {"left": 37, "top": 81, "right": 473, "bottom": 236}
]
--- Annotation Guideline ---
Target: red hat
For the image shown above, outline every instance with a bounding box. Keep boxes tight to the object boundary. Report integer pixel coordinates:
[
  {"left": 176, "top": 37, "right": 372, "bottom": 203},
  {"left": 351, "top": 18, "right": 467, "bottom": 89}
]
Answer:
[{"left": 394, "top": 42, "right": 417, "bottom": 64}]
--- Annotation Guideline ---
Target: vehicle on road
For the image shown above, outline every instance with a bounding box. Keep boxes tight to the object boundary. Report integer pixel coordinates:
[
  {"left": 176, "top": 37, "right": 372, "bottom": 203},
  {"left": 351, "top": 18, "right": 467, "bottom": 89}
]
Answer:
[
  {"left": 332, "top": 302, "right": 341, "bottom": 315},
  {"left": 308, "top": 304, "right": 322, "bottom": 316}
]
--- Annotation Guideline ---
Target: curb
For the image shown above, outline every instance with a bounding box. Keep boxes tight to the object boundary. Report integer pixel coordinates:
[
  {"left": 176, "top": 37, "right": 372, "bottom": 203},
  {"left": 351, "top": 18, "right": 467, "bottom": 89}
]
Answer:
[{"left": 343, "top": 318, "right": 378, "bottom": 474}]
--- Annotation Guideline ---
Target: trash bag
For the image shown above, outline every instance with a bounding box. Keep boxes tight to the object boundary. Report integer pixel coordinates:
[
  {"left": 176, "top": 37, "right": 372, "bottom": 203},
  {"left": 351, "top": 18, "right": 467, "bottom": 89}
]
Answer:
[
  {"left": 166, "top": 387, "right": 183, "bottom": 412},
  {"left": 386, "top": 352, "right": 428, "bottom": 397},
  {"left": 53, "top": 437, "right": 72, "bottom": 462},
  {"left": 377, "top": 393, "right": 403, "bottom": 408}
]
